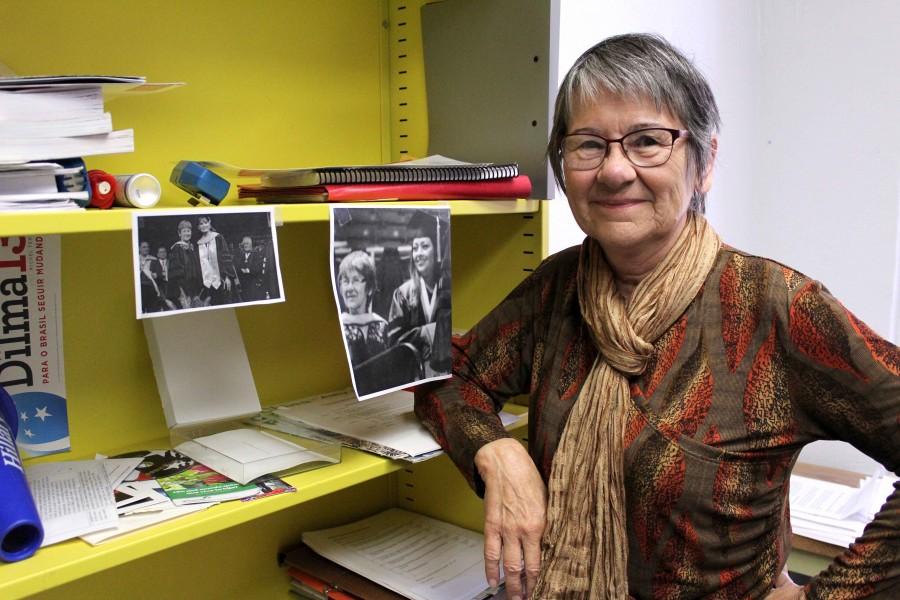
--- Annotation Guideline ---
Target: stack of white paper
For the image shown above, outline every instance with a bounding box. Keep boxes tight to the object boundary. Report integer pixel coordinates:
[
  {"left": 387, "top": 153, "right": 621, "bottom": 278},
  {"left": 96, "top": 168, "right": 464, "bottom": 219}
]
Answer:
[
  {"left": 790, "top": 468, "right": 897, "bottom": 547},
  {"left": 302, "top": 508, "right": 499, "bottom": 600},
  {"left": 262, "top": 388, "right": 522, "bottom": 462}
]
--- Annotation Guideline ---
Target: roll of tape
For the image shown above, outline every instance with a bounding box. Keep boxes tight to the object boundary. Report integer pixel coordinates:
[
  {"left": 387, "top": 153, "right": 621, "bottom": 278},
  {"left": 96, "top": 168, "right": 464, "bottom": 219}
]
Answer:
[
  {"left": 0, "top": 385, "right": 44, "bottom": 562},
  {"left": 113, "top": 173, "right": 162, "bottom": 209}
]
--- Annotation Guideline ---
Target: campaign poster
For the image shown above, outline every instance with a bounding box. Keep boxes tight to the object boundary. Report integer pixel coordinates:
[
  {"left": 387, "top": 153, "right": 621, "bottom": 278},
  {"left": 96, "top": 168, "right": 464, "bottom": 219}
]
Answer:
[{"left": 0, "top": 235, "right": 70, "bottom": 457}]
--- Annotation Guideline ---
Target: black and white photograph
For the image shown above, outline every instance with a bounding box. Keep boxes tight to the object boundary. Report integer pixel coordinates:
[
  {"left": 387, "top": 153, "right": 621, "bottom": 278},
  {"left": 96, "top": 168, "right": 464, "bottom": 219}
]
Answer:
[
  {"left": 330, "top": 206, "right": 452, "bottom": 399},
  {"left": 132, "top": 207, "right": 284, "bottom": 318}
]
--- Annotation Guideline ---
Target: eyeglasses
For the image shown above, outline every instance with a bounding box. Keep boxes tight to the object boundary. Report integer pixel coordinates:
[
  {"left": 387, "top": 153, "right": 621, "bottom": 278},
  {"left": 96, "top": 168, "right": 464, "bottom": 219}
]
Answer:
[
  {"left": 339, "top": 275, "right": 366, "bottom": 286},
  {"left": 560, "top": 128, "right": 689, "bottom": 169}
]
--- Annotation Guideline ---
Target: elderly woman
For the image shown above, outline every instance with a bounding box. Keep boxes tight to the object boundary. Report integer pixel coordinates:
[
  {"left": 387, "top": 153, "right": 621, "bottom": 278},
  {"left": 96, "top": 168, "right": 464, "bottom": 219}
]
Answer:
[
  {"left": 414, "top": 33, "right": 899, "bottom": 599},
  {"left": 338, "top": 250, "right": 388, "bottom": 366},
  {"left": 167, "top": 219, "right": 202, "bottom": 309}
]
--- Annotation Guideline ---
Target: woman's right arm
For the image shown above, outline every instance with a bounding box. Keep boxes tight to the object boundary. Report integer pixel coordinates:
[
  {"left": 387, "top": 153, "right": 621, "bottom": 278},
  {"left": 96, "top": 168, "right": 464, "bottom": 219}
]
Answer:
[
  {"left": 475, "top": 438, "right": 547, "bottom": 599},
  {"left": 415, "top": 257, "right": 561, "bottom": 600}
]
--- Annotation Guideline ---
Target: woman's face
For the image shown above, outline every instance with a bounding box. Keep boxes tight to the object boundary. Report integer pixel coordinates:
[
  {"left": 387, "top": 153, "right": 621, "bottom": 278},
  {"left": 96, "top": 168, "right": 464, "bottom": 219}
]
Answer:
[
  {"left": 411, "top": 236, "right": 435, "bottom": 279},
  {"left": 340, "top": 267, "right": 368, "bottom": 314},
  {"left": 179, "top": 226, "right": 192, "bottom": 241},
  {"left": 139, "top": 241, "right": 150, "bottom": 256},
  {"left": 563, "top": 90, "right": 713, "bottom": 261},
  {"left": 198, "top": 219, "right": 211, "bottom": 233}
]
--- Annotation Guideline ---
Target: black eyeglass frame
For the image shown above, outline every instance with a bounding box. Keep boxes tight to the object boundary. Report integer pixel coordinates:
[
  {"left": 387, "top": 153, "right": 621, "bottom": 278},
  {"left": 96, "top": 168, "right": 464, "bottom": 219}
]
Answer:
[{"left": 559, "top": 127, "right": 690, "bottom": 169}]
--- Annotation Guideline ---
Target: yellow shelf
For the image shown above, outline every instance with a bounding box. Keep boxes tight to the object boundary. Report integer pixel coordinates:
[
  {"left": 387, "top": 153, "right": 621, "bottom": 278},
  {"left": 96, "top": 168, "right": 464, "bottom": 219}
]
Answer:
[
  {"left": 1, "top": 2, "right": 548, "bottom": 597},
  {"left": 0, "top": 200, "right": 540, "bottom": 237},
  {"left": 0, "top": 448, "right": 401, "bottom": 598}
]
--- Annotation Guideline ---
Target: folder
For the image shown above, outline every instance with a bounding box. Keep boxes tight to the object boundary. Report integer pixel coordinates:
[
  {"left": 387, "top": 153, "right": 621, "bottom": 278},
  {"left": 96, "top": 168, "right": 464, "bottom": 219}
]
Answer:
[
  {"left": 238, "top": 175, "right": 532, "bottom": 203},
  {"left": 283, "top": 543, "right": 406, "bottom": 600}
]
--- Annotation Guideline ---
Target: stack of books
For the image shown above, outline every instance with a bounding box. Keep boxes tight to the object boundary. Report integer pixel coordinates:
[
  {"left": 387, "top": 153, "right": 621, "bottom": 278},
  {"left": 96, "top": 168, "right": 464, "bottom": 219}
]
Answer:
[
  {"left": 229, "top": 155, "right": 532, "bottom": 203},
  {"left": 0, "top": 75, "right": 165, "bottom": 210}
]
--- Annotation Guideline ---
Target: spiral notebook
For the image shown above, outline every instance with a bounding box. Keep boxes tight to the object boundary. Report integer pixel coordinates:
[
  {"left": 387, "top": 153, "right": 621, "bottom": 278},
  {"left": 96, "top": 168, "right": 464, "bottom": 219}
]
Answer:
[{"left": 200, "top": 155, "right": 519, "bottom": 188}]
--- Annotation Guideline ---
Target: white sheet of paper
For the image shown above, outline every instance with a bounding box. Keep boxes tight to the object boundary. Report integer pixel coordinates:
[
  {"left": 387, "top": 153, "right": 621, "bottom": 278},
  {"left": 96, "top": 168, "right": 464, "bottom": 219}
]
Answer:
[
  {"left": 192, "top": 428, "right": 306, "bottom": 462},
  {"left": 302, "top": 508, "right": 494, "bottom": 600},
  {"left": 100, "top": 456, "right": 144, "bottom": 489},
  {"left": 80, "top": 503, "right": 211, "bottom": 546},
  {"left": 25, "top": 460, "right": 119, "bottom": 546}
]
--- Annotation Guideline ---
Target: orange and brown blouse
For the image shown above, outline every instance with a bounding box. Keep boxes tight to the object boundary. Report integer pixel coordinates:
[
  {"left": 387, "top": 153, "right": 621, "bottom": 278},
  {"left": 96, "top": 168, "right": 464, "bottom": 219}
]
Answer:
[{"left": 415, "top": 244, "right": 900, "bottom": 599}]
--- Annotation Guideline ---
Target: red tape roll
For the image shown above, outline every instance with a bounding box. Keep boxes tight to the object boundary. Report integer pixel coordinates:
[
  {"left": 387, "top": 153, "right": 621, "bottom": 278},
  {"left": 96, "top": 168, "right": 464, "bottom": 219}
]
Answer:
[{"left": 87, "top": 170, "right": 117, "bottom": 209}]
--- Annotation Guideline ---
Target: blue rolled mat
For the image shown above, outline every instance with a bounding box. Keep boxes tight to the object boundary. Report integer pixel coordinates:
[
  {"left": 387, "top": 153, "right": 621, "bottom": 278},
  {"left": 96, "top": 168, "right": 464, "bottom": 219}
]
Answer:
[{"left": 0, "top": 384, "right": 44, "bottom": 562}]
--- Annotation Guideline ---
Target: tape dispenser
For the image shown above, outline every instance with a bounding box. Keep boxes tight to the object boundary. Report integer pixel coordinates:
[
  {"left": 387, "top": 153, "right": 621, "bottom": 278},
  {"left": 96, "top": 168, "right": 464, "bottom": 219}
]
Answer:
[{"left": 170, "top": 161, "right": 230, "bottom": 206}]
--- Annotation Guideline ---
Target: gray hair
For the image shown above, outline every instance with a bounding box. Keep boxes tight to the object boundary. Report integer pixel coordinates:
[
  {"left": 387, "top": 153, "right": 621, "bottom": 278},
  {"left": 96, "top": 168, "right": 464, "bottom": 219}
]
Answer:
[{"left": 548, "top": 33, "right": 720, "bottom": 213}]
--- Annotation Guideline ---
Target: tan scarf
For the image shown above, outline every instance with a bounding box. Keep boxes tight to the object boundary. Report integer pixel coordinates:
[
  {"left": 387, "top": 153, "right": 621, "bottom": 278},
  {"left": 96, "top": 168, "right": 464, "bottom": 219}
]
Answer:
[{"left": 533, "top": 212, "right": 721, "bottom": 598}]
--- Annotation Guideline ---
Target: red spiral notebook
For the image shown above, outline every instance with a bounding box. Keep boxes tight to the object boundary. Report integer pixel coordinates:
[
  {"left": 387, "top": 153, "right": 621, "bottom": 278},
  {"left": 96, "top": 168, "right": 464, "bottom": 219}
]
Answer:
[{"left": 238, "top": 175, "right": 532, "bottom": 203}]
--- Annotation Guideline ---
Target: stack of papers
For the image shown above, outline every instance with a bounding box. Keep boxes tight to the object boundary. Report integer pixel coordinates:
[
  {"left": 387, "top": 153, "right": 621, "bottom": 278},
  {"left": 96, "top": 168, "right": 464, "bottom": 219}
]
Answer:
[
  {"left": 301, "top": 508, "right": 502, "bottom": 600},
  {"left": 0, "top": 76, "right": 141, "bottom": 164},
  {"left": 22, "top": 450, "right": 299, "bottom": 548},
  {"left": 0, "top": 161, "right": 88, "bottom": 211},
  {"left": 24, "top": 460, "right": 120, "bottom": 547},
  {"left": 789, "top": 465, "right": 897, "bottom": 547},
  {"left": 251, "top": 388, "right": 523, "bottom": 463}
]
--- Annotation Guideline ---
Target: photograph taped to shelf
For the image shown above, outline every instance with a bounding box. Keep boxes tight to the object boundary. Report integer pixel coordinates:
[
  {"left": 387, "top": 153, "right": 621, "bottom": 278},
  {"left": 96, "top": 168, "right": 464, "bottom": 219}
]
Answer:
[
  {"left": 330, "top": 206, "right": 452, "bottom": 400},
  {"left": 131, "top": 207, "right": 285, "bottom": 318}
]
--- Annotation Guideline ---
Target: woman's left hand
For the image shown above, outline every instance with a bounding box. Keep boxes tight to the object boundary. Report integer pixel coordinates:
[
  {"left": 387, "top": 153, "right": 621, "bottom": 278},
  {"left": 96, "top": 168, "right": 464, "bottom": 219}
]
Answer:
[{"left": 764, "top": 569, "right": 805, "bottom": 599}]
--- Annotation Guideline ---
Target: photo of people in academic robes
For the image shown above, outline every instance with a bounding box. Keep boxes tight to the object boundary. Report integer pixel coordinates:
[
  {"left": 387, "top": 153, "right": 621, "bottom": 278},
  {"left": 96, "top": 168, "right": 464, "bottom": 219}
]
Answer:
[{"left": 330, "top": 206, "right": 452, "bottom": 399}]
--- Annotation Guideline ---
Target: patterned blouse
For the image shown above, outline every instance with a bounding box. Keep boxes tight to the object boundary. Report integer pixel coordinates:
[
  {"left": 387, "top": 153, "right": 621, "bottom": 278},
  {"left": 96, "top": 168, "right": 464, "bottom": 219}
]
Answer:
[
  {"left": 415, "top": 244, "right": 900, "bottom": 599},
  {"left": 342, "top": 314, "right": 388, "bottom": 366}
]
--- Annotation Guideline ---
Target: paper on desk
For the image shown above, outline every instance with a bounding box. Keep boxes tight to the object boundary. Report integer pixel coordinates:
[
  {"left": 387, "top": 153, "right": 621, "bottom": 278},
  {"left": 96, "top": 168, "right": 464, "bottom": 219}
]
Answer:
[
  {"left": 275, "top": 389, "right": 521, "bottom": 458},
  {"left": 25, "top": 460, "right": 118, "bottom": 546}
]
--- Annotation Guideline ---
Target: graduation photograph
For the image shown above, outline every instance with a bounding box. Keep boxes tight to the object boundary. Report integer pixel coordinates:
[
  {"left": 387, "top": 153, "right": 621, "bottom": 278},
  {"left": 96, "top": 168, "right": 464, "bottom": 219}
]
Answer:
[{"left": 329, "top": 206, "right": 452, "bottom": 399}]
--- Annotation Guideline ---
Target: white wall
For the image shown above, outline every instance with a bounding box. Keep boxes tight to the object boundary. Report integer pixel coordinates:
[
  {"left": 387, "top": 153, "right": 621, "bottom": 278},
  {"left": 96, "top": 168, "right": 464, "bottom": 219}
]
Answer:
[
  {"left": 752, "top": 0, "right": 900, "bottom": 473},
  {"left": 552, "top": 0, "right": 900, "bottom": 474}
]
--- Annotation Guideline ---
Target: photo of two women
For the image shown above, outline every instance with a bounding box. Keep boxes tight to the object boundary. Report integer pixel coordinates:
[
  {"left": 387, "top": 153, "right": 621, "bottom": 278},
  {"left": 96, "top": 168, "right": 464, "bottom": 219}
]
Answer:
[
  {"left": 133, "top": 208, "right": 284, "bottom": 318},
  {"left": 330, "top": 206, "right": 452, "bottom": 399}
]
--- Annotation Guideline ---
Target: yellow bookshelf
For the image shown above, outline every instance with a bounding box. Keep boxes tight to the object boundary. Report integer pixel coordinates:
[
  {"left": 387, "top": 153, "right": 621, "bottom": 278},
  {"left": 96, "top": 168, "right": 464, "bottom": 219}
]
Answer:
[{"left": 0, "top": 1, "right": 544, "bottom": 598}]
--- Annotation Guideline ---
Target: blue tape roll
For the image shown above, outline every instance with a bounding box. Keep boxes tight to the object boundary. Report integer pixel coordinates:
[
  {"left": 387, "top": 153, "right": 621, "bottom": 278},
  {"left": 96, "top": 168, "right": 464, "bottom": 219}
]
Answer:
[{"left": 0, "top": 385, "right": 44, "bottom": 562}]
